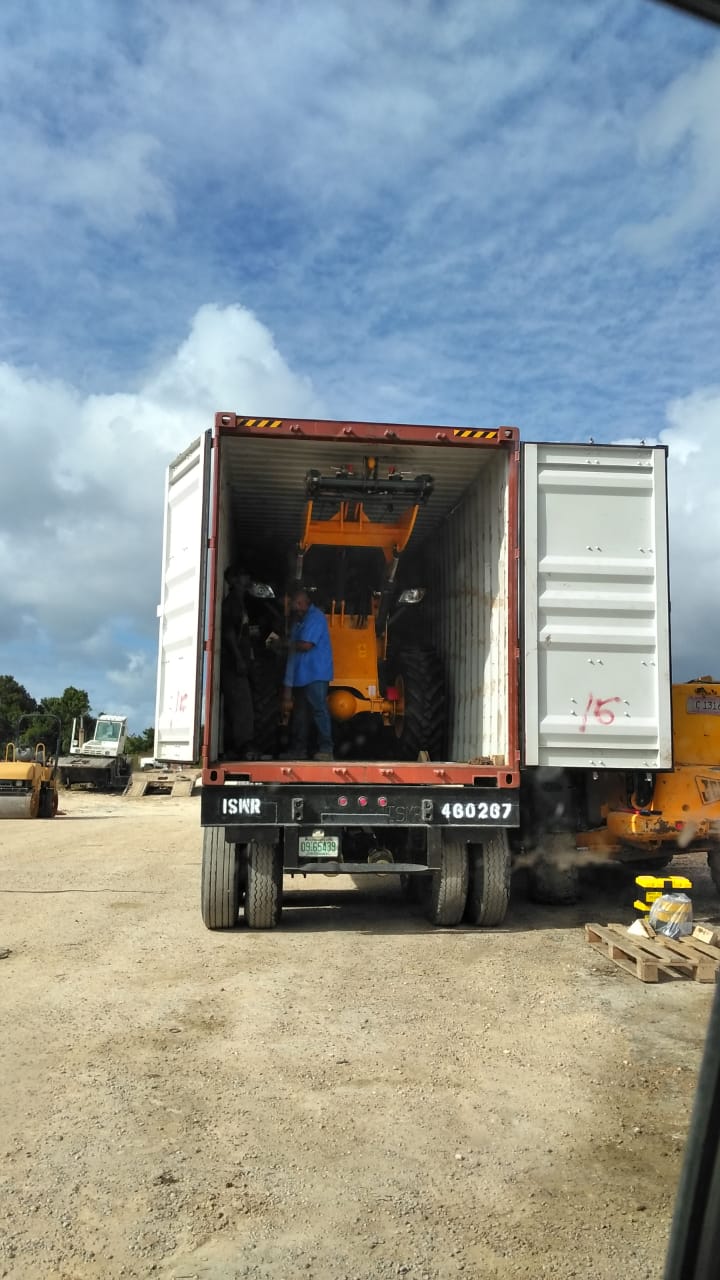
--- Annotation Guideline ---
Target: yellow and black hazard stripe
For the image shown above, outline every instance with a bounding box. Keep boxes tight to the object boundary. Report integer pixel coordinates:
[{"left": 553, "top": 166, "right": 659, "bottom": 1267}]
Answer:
[
  {"left": 235, "top": 417, "right": 284, "bottom": 429},
  {"left": 452, "top": 428, "right": 498, "bottom": 440}
]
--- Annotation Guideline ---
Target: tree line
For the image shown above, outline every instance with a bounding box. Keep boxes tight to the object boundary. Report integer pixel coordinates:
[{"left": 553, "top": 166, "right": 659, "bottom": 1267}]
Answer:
[{"left": 0, "top": 675, "right": 154, "bottom": 756}]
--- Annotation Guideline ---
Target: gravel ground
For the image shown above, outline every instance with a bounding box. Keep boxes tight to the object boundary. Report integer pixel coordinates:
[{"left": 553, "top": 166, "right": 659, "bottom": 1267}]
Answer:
[{"left": 0, "top": 791, "right": 717, "bottom": 1280}]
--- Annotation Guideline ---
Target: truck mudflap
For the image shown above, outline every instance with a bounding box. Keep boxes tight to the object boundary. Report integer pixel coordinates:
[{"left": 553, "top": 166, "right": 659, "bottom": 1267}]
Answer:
[{"left": 201, "top": 783, "right": 520, "bottom": 829}]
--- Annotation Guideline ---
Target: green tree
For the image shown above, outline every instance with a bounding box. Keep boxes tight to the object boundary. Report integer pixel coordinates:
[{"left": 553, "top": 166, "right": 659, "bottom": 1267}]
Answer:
[
  {"left": 0, "top": 675, "right": 37, "bottom": 743},
  {"left": 126, "top": 726, "right": 155, "bottom": 755},
  {"left": 41, "top": 687, "right": 92, "bottom": 753}
]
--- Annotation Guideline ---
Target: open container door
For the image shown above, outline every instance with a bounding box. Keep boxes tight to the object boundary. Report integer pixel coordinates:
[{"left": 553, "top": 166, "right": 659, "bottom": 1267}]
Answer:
[
  {"left": 154, "top": 433, "right": 211, "bottom": 762},
  {"left": 522, "top": 442, "right": 672, "bottom": 769}
]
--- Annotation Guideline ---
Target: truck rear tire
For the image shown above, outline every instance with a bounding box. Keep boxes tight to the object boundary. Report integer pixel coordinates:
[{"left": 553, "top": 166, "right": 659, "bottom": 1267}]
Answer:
[
  {"left": 245, "top": 840, "right": 283, "bottom": 929},
  {"left": 465, "top": 829, "right": 511, "bottom": 926},
  {"left": 528, "top": 834, "right": 580, "bottom": 905},
  {"left": 201, "top": 827, "right": 242, "bottom": 929},
  {"left": 426, "top": 838, "right": 469, "bottom": 927},
  {"left": 708, "top": 845, "right": 720, "bottom": 895},
  {"left": 392, "top": 647, "right": 445, "bottom": 760}
]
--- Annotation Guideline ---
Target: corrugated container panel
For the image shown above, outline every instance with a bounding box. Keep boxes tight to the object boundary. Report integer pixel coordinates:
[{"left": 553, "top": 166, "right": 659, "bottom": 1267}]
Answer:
[
  {"left": 523, "top": 443, "right": 672, "bottom": 769},
  {"left": 427, "top": 453, "right": 509, "bottom": 763},
  {"left": 154, "top": 435, "right": 210, "bottom": 762},
  {"left": 208, "top": 465, "right": 235, "bottom": 761},
  {"left": 223, "top": 435, "right": 497, "bottom": 549}
]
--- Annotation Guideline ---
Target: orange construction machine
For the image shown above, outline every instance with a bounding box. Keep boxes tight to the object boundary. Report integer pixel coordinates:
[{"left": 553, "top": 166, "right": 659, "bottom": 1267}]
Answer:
[
  {"left": 295, "top": 459, "right": 444, "bottom": 759},
  {"left": 578, "top": 680, "right": 720, "bottom": 890}
]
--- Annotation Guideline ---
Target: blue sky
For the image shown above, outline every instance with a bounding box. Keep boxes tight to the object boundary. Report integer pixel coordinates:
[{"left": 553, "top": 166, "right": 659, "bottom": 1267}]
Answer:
[{"left": 0, "top": 0, "right": 718, "bottom": 729}]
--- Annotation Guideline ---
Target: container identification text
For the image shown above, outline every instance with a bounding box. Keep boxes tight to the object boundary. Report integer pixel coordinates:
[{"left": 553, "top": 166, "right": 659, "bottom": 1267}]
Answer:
[{"left": 440, "top": 800, "right": 513, "bottom": 821}]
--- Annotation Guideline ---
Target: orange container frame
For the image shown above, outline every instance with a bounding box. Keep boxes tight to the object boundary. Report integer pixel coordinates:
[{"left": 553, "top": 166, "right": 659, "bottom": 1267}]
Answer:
[{"left": 202, "top": 415, "right": 521, "bottom": 790}]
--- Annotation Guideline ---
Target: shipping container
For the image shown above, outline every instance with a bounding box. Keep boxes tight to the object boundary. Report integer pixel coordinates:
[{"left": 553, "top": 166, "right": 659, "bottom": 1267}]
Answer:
[{"left": 154, "top": 415, "right": 672, "bottom": 929}]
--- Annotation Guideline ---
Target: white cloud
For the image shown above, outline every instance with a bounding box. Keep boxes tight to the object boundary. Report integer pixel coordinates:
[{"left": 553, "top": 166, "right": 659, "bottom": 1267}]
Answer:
[
  {"left": 623, "top": 46, "right": 720, "bottom": 250},
  {"left": 2, "top": 124, "right": 172, "bottom": 235},
  {"left": 0, "top": 304, "right": 321, "bottom": 721},
  {"left": 618, "top": 387, "right": 720, "bottom": 681},
  {"left": 0, "top": 0, "right": 549, "bottom": 252},
  {"left": 52, "top": 132, "right": 173, "bottom": 232}
]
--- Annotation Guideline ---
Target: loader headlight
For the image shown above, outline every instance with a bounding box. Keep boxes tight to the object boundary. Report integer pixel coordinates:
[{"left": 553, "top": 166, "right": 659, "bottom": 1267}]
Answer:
[
  {"left": 398, "top": 588, "right": 425, "bottom": 605},
  {"left": 249, "top": 582, "right": 275, "bottom": 599}
]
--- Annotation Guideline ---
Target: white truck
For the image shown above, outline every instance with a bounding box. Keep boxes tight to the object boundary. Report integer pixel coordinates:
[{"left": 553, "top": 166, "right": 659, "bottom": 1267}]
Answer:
[
  {"left": 58, "top": 715, "right": 132, "bottom": 791},
  {"left": 152, "top": 415, "right": 672, "bottom": 929}
]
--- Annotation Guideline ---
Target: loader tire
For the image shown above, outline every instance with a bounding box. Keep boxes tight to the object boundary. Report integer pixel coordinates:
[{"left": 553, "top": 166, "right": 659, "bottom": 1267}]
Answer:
[
  {"left": 426, "top": 838, "right": 469, "bottom": 927},
  {"left": 251, "top": 657, "right": 282, "bottom": 757},
  {"left": 530, "top": 861, "right": 580, "bottom": 904},
  {"left": 620, "top": 855, "right": 674, "bottom": 877},
  {"left": 201, "top": 827, "right": 243, "bottom": 930},
  {"left": 465, "top": 829, "right": 511, "bottom": 926},
  {"left": 400, "top": 872, "right": 427, "bottom": 903},
  {"left": 245, "top": 841, "right": 283, "bottom": 929},
  {"left": 393, "top": 647, "right": 445, "bottom": 760},
  {"left": 708, "top": 844, "right": 720, "bottom": 896}
]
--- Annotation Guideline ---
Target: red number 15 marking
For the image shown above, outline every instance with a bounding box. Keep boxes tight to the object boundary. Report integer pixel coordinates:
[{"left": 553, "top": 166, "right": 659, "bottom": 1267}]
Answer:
[{"left": 580, "top": 693, "right": 621, "bottom": 733}]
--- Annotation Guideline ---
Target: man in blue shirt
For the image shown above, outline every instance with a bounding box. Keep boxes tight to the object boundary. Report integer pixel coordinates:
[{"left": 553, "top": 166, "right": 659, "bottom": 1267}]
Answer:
[{"left": 283, "top": 589, "right": 334, "bottom": 760}]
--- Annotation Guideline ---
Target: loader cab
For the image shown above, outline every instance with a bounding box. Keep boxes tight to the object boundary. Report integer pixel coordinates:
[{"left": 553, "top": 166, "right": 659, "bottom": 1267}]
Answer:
[
  {"left": 69, "top": 715, "right": 128, "bottom": 757},
  {"left": 95, "top": 720, "right": 122, "bottom": 744}
]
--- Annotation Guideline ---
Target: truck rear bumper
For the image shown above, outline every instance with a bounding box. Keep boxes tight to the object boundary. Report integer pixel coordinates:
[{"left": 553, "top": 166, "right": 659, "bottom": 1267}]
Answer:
[{"left": 201, "top": 782, "right": 520, "bottom": 830}]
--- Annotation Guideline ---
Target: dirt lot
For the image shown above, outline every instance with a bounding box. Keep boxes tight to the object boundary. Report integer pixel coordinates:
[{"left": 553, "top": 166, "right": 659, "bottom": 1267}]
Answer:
[{"left": 0, "top": 792, "right": 716, "bottom": 1280}]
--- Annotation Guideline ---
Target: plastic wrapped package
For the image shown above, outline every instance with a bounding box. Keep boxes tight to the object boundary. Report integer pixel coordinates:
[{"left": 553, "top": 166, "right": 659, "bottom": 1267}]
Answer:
[{"left": 648, "top": 892, "right": 693, "bottom": 938}]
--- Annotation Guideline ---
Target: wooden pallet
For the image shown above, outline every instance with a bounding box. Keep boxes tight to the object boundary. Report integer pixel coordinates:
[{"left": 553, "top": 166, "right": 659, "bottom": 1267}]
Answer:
[
  {"left": 585, "top": 923, "right": 720, "bottom": 983},
  {"left": 124, "top": 770, "right": 199, "bottom": 799}
]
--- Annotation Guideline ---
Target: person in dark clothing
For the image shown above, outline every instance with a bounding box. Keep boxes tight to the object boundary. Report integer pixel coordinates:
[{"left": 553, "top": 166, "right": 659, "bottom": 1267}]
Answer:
[{"left": 221, "top": 566, "right": 255, "bottom": 758}]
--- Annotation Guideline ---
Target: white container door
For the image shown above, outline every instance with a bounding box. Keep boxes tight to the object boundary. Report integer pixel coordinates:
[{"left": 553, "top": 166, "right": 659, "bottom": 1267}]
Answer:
[
  {"left": 522, "top": 443, "right": 672, "bottom": 769},
  {"left": 154, "top": 433, "right": 211, "bottom": 762}
]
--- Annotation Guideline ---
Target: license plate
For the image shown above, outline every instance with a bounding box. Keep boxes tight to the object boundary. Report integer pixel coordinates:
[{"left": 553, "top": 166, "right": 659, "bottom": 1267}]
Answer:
[{"left": 299, "top": 837, "right": 339, "bottom": 858}]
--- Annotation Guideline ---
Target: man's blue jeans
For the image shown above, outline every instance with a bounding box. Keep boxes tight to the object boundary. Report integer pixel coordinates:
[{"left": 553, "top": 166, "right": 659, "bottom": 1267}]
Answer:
[{"left": 290, "top": 681, "right": 333, "bottom": 757}]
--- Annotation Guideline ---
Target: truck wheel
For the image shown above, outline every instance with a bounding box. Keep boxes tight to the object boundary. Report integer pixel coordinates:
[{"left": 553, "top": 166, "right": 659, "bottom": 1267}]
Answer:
[
  {"left": 708, "top": 845, "right": 720, "bottom": 895},
  {"left": 465, "top": 829, "right": 511, "bottom": 926},
  {"left": 426, "top": 839, "right": 469, "bottom": 927},
  {"left": 201, "top": 827, "right": 242, "bottom": 930},
  {"left": 528, "top": 834, "right": 580, "bottom": 905},
  {"left": 245, "top": 841, "right": 283, "bottom": 929},
  {"left": 392, "top": 648, "right": 445, "bottom": 760}
]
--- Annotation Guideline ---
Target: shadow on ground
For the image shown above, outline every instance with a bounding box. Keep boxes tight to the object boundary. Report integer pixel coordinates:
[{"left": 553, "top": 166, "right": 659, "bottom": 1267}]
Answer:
[{"left": 240, "top": 857, "right": 720, "bottom": 935}]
